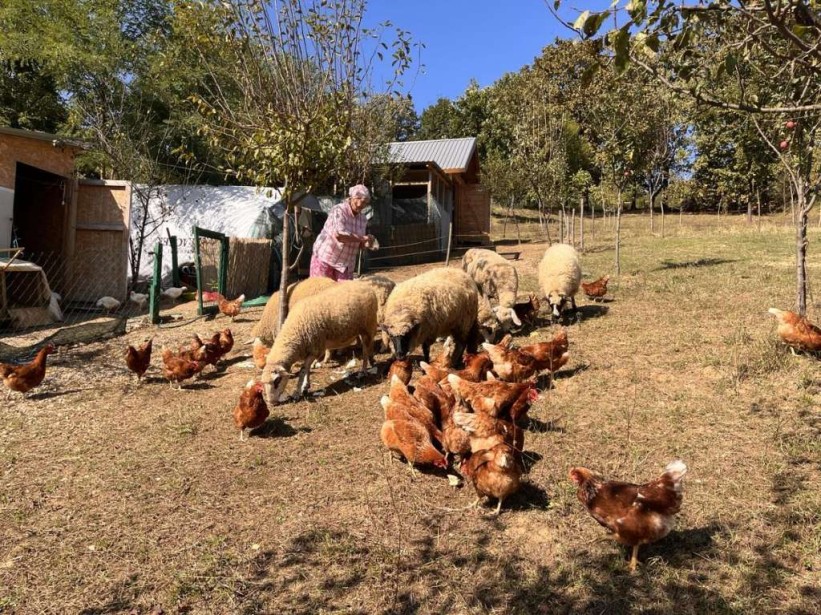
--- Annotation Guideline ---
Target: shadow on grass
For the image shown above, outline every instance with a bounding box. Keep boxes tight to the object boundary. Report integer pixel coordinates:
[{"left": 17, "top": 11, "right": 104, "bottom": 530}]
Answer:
[
  {"left": 575, "top": 305, "right": 609, "bottom": 321},
  {"left": 26, "top": 389, "right": 86, "bottom": 401},
  {"left": 655, "top": 258, "right": 737, "bottom": 271},
  {"left": 253, "top": 417, "right": 309, "bottom": 439},
  {"left": 525, "top": 418, "right": 565, "bottom": 434},
  {"left": 232, "top": 512, "right": 815, "bottom": 615}
]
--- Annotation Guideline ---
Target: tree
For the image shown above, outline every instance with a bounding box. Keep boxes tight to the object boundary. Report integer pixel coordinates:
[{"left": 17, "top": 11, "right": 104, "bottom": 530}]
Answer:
[
  {"left": 0, "top": 60, "right": 67, "bottom": 132},
  {"left": 560, "top": 0, "right": 821, "bottom": 313},
  {"left": 181, "top": 0, "right": 415, "bottom": 328}
]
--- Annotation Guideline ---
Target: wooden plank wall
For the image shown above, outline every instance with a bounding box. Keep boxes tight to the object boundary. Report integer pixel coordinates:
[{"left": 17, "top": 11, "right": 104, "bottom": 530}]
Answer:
[
  {"left": 70, "top": 181, "right": 131, "bottom": 302},
  {"left": 455, "top": 184, "right": 491, "bottom": 245}
]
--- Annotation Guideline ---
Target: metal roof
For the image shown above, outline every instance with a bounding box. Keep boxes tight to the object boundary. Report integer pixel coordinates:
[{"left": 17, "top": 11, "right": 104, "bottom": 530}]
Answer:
[{"left": 387, "top": 137, "right": 477, "bottom": 173}]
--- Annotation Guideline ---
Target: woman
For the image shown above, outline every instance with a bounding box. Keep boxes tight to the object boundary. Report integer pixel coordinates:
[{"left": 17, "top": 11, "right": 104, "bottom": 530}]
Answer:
[{"left": 310, "top": 184, "right": 378, "bottom": 280}]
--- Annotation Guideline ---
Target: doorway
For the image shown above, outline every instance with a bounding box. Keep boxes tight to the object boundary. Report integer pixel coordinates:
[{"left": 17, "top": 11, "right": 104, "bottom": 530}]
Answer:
[{"left": 12, "top": 162, "right": 67, "bottom": 255}]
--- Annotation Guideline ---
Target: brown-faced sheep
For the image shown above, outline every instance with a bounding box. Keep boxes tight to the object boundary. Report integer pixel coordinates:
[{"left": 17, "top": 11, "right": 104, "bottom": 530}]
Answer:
[
  {"left": 261, "top": 281, "right": 377, "bottom": 404},
  {"left": 462, "top": 248, "right": 522, "bottom": 331},
  {"left": 382, "top": 267, "right": 479, "bottom": 365},
  {"left": 251, "top": 277, "right": 336, "bottom": 344},
  {"left": 538, "top": 243, "right": 581, "bottom": 322}
]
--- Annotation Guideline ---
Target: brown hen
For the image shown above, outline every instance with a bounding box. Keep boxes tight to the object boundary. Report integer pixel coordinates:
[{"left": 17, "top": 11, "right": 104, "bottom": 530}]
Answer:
[
  {"left": 233, "top": 380, "right": 270, "bottom": 440},
  {"left": 125, "top": 338, "right": 153, "bottom": 382},
  {"left": 768, "top": 308, "right": 821, "bottom": 353},
  {"left": 0, "top": 344, "right": 56, "bottom": 399},
  {"left": 569, "top": 460, "right": 687, "bottom": 572}
]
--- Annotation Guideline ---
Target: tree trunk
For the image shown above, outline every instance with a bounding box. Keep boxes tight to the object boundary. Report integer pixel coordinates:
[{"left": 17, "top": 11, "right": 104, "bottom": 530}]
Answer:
[
  {"left": 747, "top": 178, "right": 754, "bottom": 225},
  {"left": 757, "top": 188, "right": 762, "bottom": 233},
  {"left": 579, "top": 193, "right": 585, "bottom": 252},
  {"left": 277, "top": 192, "right": 292, "bottom": 330},
  {"left": 795, "top": 181, "right": 810, "bottom": 316},
  {"left": 660, "top": 193, "right": 666, "bottom": 238},
  {"left": 649, "top": 190, "right": 656, "bottom": 234},
  {"left": 559, "top": 207, "right": 565, "bottom": 244},
  {"left": 615, "top": 188, "right": 622, "bottom": 276},
  {"left": 571, "top": 208, "right": 576, "bottom": 247}
]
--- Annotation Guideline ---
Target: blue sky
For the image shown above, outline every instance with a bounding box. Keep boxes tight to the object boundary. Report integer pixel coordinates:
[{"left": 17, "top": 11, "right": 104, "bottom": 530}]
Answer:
[{"left": 365, "top": 1, "right": 603, "bottom": 111}]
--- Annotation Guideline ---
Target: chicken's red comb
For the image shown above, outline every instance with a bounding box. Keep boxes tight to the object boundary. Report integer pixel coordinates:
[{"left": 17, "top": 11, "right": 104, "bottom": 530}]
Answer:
[{"left": 527, "top": 387, "right": 540, "bottom": 402}]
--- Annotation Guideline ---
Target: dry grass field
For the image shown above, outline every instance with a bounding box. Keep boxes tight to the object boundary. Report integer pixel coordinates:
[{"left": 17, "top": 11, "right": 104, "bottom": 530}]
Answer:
[{"left": 1, "top": 213, "right": 819, "bottom": 614}]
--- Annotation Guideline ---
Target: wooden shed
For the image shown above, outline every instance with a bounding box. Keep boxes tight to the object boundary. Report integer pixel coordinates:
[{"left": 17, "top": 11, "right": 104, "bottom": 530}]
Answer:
[
  {"left": 0, "top": 127, "right": 132, "bottom": 313},
  {"left": 381, "top": 137, "right": 491, "bottom": 251}
]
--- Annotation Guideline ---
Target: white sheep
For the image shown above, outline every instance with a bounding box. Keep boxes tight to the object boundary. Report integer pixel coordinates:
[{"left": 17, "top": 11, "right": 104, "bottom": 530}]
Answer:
[
  {"left": 462, "top": 248, "right": 522, "bottom": 331},
  {"left": 261, "top": 280, "right": 378, "bottom": 404},
  {"left": 476, "top": 292, "right": 501, "bottom": 342},
  {"left": 382, "top": 267, "right": 479, "bottom": 364},
  {"left": 358, "top": 274, "right": 396, "bottom": 351},
  {"left": 538, "top": 243, "right": 581, "bottom": 321},
  {"left": 251, "top": 277, "right": 337, "bottom": 344}
]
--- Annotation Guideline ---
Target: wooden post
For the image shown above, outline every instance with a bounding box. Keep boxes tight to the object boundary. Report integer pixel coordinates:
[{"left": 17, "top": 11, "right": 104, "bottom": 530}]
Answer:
[
  {"left": 445, "top": 221, "right": 454, "bottom": 266},
  {"left": 149, "top": 242, "right": 163, "bottom": 325},
  {"left": 193, "top": 226, "right": 204, "bottom": 316},
  {"left": 571, "top": 209, "right": 576, "bottom": 247},
  {"left": 218, "top": 235, "right": 229, "bottom": 297}
]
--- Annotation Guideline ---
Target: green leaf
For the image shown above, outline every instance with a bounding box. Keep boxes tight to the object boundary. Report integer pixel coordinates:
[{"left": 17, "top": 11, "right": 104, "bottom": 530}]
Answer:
[
  {"left": 573, "top": 10, "right": 591, "bottom": 31},
  {"left": 584, "top": 12, "right": 609, "bottom": 38},
  {"left": 724, "top": 54, "right": 736, "bottom": 74},
  {"left": 612, "top": 27, "right": 630, "bottom": 73}
]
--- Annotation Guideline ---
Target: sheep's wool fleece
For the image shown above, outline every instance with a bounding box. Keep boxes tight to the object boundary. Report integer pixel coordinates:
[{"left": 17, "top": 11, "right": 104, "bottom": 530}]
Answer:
[
  {"left": 251, "top": 277, "right": 337, "bottom": 343},
  {"left": 267, "top": 280, "right": 378, "bottom": 368},
  {"left": 538, "top": 243, "right": 581, "bottom": 299},
  {"left": 462, "top": 248, "right": 519, "bottom": 308},
  {"left": 383, "top": 267, "right": 478, "bottom": 342}
]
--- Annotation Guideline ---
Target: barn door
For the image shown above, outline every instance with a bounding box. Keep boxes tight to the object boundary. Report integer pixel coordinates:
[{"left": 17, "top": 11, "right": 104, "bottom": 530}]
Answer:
[{"left": 68, "top": 180, "right": 131, "bottom": 302}]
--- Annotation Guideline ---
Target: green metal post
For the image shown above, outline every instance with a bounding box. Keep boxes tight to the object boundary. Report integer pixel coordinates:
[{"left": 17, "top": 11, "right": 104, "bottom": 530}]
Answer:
[
  {"left": 169, "top": 235, "right": 180, "bottom": 287},
  {"left": 149, "top": 242, "right": 163, "bottom": 325}
]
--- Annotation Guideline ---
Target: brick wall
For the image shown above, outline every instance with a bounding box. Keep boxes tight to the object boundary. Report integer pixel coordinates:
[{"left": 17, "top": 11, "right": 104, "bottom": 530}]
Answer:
[{"left": 0, "top": 133, "right": 77, "bottom": 190}]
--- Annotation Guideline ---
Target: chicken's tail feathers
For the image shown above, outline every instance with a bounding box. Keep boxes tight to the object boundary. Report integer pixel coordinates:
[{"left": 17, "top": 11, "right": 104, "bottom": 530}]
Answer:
[{"left": 663, "top": 459, "right": 688, "bottom": 482}]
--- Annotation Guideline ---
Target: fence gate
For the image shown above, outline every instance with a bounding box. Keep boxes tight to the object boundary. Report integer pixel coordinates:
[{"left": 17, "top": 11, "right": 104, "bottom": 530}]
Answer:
[{"left": 193, "top": 226, "right": 228, "bottom": 316}]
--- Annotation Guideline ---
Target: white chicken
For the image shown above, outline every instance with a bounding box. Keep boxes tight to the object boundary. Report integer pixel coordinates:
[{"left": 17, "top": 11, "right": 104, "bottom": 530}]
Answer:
[
  {"left": 161, "top": 286, "right": 187, "bottom": 302},
  {"left": 129, "top": 291, "right": 149, "bottom": 310}
]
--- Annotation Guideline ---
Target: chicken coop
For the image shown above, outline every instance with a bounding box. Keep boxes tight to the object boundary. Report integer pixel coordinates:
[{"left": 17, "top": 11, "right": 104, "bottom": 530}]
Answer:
[
  {"left": 0, "top": 127, "right": 132, "bottom": 332},
  {"left": 368, "top": 137, "right": 491, "bottom": 268}
]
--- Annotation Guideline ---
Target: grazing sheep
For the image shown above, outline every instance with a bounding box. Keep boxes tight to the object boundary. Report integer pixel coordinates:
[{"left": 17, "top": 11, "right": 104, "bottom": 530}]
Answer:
[
  {"left": 538, "top": 243, "right": 581, "bottom": 321},
  {"left": 261, "top": 281, "right": 378, "bottom": 404},
  {"left": 462, "top": 248, "right": 522, "bottom": 331},
  {"left": 477, "top": 292, "right": 502, "bottom": 343},
  {"left": 358, "top": 274, "right": 396, "bottom": 351},
  {"left": 382, "top": 267, "right": 479, "bottom": 364},
  {"left": 251, "top": 277, "right": 337, "bottom": 344},
  {"left": 313, "top": 273, "right": 397, "bottom": 367}
]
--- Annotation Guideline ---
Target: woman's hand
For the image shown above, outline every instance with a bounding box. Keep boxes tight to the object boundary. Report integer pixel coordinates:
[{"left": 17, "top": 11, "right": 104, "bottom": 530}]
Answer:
[{"left": 363, "top": 234, "right": 379, "bottom": 251}]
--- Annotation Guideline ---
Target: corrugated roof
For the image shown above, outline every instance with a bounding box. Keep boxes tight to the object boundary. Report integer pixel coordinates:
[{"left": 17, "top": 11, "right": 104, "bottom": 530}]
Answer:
[{"left": 387, "top": 137, "right": 476, "bottom": 173}]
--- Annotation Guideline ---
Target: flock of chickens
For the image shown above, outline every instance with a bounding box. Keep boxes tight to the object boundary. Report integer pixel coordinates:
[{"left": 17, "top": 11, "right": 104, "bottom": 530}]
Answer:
[{"left": 2, "top": 269, "right": 820, "bottom": 573}]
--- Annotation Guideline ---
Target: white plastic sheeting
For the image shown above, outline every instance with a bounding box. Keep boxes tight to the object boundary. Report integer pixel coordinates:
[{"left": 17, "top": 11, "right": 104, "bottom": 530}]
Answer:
[{"left": 130, "top": 185, "right": 324, "bottom": 281}]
